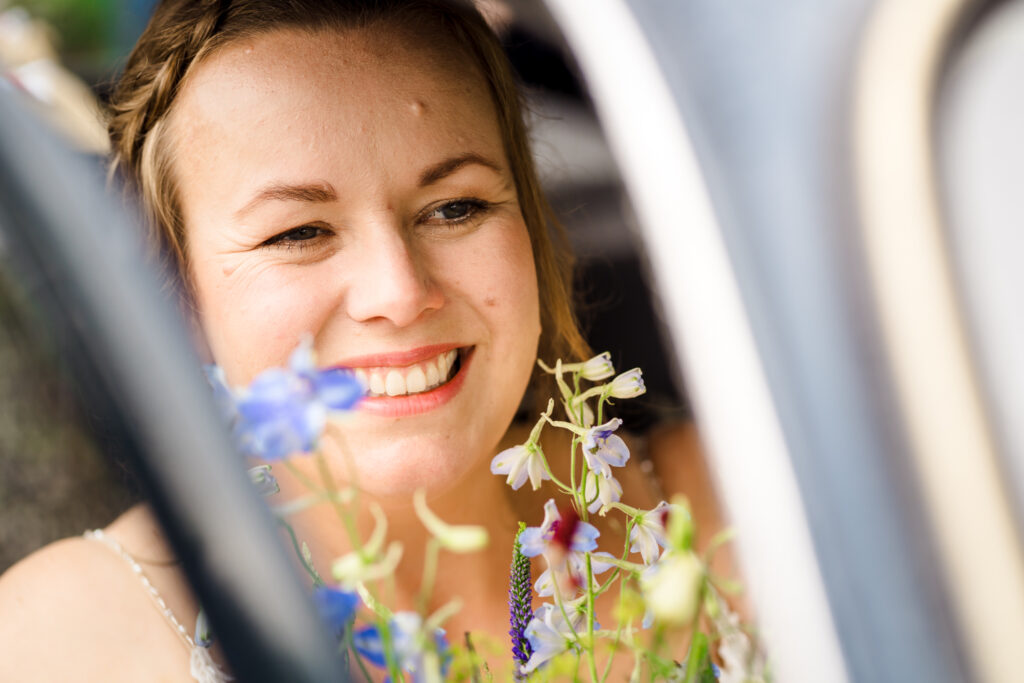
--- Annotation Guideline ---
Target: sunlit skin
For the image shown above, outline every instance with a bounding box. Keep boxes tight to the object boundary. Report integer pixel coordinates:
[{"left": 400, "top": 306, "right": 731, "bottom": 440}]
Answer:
[{"left": 172, "top": 27, "right": 541, "bottom": 500}]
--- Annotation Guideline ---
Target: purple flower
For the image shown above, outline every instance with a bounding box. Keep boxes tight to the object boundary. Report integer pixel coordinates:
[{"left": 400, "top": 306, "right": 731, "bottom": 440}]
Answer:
[
  {"left": 313, "top": 586, "right": 359, "bottom": 638},
  {"left": 509, "top": 522, "right": 533, "bottom": 672},
  {"left": 233, "top": 338, "right": 363, "bottom": 460},
  {"left": 581, "top": 418, "right": 630, "bottom": 479}
]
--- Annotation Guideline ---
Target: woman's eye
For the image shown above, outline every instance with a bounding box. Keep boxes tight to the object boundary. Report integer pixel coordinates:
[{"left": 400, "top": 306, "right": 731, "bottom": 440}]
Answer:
[
  {"left": 262, "top": 224, "right": 328, "bottom": 248},
  {"left": 425, "top": 199, "right": 489, "bottom": 224}
]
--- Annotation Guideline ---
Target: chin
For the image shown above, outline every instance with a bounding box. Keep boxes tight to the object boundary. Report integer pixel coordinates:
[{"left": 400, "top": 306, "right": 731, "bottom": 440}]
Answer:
[{"left": 320, "top": 431, "right": 484, "bottom": 498}]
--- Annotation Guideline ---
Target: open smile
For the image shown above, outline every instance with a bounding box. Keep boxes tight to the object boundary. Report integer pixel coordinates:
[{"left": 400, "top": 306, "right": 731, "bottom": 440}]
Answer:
[{"left": 335, "top": 345, "right": 474, "bottom": 417}]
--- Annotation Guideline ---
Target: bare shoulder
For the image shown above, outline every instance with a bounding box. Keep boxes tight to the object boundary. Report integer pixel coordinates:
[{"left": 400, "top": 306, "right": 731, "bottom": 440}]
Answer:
[{"left": 0, "top": 506, "right": 196, "bottom": 681}]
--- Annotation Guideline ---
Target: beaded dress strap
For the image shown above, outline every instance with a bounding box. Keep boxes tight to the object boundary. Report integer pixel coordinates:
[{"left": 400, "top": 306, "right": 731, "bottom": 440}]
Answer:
[
  {"left": 83, "top": 530, "right": 233, "bottom": 682},
  {"left": 83, "top": 528, "right": 195, "bottom": 651}
]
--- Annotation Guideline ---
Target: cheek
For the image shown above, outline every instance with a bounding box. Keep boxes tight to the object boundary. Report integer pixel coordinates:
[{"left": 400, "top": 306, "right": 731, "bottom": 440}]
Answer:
[{"left": 192, "top": 256, "right": 337, "bottom": 385}]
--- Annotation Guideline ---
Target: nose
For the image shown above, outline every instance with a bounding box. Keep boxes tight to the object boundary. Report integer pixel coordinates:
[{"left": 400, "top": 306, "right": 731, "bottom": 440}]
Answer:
[{"left": 344, "top": 224, "right": 444, "bottom": 327}]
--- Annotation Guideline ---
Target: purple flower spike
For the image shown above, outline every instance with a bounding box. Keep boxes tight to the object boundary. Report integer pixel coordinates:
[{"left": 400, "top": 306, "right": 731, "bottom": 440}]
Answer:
[
  {"left": 509, "top": 522, "right": 533, "bottom": 674},
  {"left": 231, "top": 337, "right": 363, "bottom": 460}
]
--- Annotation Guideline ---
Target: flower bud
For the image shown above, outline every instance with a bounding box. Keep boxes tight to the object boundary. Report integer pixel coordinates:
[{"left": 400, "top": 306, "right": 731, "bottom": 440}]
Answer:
[
  {"left": 579, "top": 352, "right": 615, "bottom": 381},
  {"left": 414, "top": 489, "right": 489, "bottom": 553},
  {"left": 666, "top": 496, "right": 694, "bottom": 551},
  {"left": 606, "top": 368, "right": 646, "bottom": 399},
  {"left": 247, "top": 465, "right": 279, "bottom": 496},
  {"left": 640, "top": 551, "right": 703, "bottom": 625}
]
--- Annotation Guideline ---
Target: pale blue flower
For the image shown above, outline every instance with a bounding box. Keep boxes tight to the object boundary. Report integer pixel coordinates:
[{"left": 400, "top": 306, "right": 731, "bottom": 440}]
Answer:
[
  {"left": 354, "top": 612, "right": 450, "bottom": 682},
  {"left": 581, "top": 418, "right": 630, "bottom": 479},
  {"left": 234, "top": 338, "right": 363, "bottom": 460},
  {"left": 583, "top": 470, "right": 622, "bottom": 514},
  {"left": 630, "top": 501, "right": 671, "bottom": 565},
  {"left": 521, "top": 601, "right": 590, "bottom": 674},
  {"left": 518, "top": 500, "right": 599, "bottom": 558},
  {"left": 313, "top": 586, "right": 359, "bottom": 638},
  {"left": 490, "top": 443, "right": 549, "bottom": 491}
]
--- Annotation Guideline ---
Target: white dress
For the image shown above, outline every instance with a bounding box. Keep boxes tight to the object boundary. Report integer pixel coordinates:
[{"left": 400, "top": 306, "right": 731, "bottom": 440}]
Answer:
[{"left": 83, "top": 529, "right": 232, "bottom": 683}]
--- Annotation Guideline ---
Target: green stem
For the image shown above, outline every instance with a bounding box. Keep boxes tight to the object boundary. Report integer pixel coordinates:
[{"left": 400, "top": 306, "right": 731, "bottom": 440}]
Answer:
[
  {"left": 418, "top": 539, "right": 440, "bottom": 614},
  {"left": 344, "top": 623, "right": 374, "bottom": 682},
  {"left": 282, "top": 459, "right": 320, "bottom": 493},
  {"left": 585, "top": 554, "right": 599, "bottom": 682},
  {"left": 314, "top": 449, "right": 361, "bottom": 548},
  {"left": 277, "top": 518, "right": 323, "bottom": 586}
]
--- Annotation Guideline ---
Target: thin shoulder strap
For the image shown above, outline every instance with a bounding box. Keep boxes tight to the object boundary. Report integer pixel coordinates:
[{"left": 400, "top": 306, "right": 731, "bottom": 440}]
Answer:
[
  {"left": 83, "top": 530, "right": 233, "bottom": 682},
  {"left": 83, "top": 528, "right": 195, "bottom": 651}
]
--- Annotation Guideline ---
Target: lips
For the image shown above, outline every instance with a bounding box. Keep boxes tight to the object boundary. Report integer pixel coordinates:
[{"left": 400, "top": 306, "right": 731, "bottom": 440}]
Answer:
[{"left": 332, "top": 345, "right": 473, "bottom": 417}]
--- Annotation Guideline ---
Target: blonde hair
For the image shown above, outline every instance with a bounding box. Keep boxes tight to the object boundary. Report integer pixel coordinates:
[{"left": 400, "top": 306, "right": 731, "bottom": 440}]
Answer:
[{"left": 107, "top": 0, "right": 590, "bottom": 367}]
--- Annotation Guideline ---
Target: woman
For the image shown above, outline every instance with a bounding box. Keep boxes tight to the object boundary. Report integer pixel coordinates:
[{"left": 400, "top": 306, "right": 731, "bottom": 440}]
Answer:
[{"left": 0, "top": 1, "right": 729, "bottom": 679}]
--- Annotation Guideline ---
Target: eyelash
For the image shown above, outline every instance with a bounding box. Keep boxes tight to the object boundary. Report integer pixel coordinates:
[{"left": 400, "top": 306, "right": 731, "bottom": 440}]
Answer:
[
  {"left": 419, "top": 198, "right": 492, "bottom": 227},
  {"left": 261, "top": 198, "right": 492, "bottom": 250},
  {"left": 261, "top": 224, "right": 330, "bottom": 250}
]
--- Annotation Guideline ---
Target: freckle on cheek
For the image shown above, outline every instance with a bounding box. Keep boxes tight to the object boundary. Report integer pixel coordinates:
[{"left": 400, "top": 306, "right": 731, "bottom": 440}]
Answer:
[
  {"left": 484, "top": 297, "right": 497, "bottom": 307},
  {"left": 222, "top": 263, "right": 238, "bottom": 276}
]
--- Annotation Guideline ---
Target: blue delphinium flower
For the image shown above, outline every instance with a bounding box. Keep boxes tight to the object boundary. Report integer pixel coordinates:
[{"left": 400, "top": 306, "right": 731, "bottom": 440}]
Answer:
[
  {"left": 313, "top": 586, "right": 360, "bottom": 639},
  {"left": 581, "top": 418, "right": 630, "bottom": 479},
  {"left": 354, "top": 612, "right": 450, "bottom": 683},
  {"left": 508, "top": 522, "right": 533, "bottom": 675},
  {"left": 232, "top": 337, "right": 363, "bottom": 460}
]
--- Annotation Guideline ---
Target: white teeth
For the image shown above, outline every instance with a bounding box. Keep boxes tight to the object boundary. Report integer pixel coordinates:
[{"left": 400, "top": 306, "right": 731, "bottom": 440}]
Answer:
[
  {"left": 356, "top": 348, "right": 464, "bottom": 398},
  {"left": 385, "top": 370, "right": 406, "bottom": 396},
  {"left": 425, "top": 362, "right": 440, "bottom": 387},
  {"left": 406, "top": 366, "right": 427, "bottom": 393}
]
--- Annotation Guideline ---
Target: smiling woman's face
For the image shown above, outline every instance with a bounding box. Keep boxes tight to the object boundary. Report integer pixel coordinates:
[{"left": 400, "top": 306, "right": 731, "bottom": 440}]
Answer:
[{"left": 169, "top": 27, "right": 541, "bottom": 494}]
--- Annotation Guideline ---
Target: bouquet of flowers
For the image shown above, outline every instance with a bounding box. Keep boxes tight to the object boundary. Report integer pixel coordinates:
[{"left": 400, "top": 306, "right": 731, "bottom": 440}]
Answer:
[{"left": 204, "top": 340, "right": 769, "bottom": 682}]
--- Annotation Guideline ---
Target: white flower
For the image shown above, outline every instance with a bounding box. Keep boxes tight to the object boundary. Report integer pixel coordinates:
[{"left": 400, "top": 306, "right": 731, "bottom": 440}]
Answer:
[
  {"left": 581, "top": 418, "right": 630, "bottom": 478},
  {"left": 490, "top": 442, "right": 549, "bottom": 491},
  {"left": 714, "top": 600, "right": 769, "bottom": 683},
  {"left": 579, "top": 352, "right": 615, "bottom": 381},
  {"left": 629, "top": 500, "right": 670, "bottom": 564},
  {"left": 584, "top": 470, "right": 622, "bottom": 514},
  {"left": 521, "top": 601, "right": 587, "bottom": 674},
  {"left": 606, "top": 368, "right": 646, "bottom": 399}
]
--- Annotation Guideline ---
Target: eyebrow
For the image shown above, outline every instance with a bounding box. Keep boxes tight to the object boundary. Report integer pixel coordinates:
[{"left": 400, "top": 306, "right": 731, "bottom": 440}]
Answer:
[
  {"left": 418, "top": 153, "right": 503, "bottom": 187},
  {"left": 235, "top": 181, "right": 337, "bottom": 218}
]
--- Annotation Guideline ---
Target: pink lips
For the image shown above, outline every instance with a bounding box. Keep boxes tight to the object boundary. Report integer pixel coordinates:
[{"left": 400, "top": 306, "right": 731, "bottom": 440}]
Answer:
[{"left": 332, "top": 344, "right": 472, "bottom": 418}]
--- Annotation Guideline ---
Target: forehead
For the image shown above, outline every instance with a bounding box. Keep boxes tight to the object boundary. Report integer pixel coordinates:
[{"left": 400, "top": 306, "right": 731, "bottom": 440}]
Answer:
[{"left": 166, "top": 26, "right": 504, "bottom": 204}]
